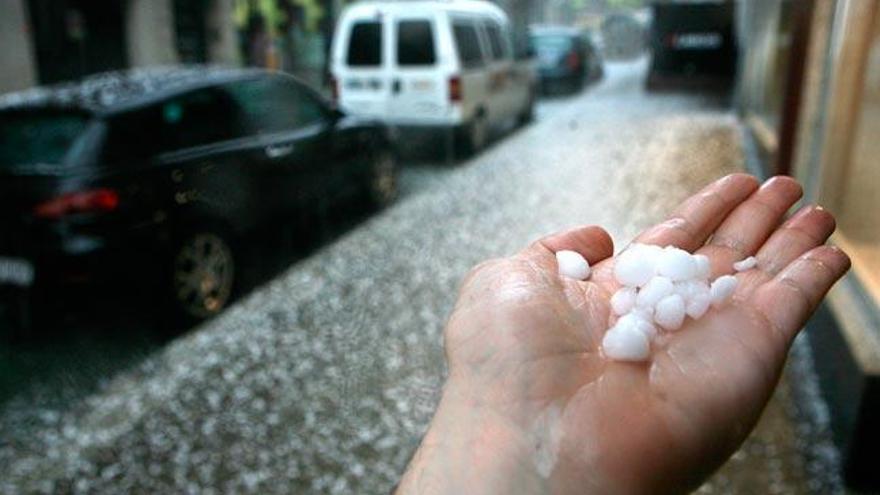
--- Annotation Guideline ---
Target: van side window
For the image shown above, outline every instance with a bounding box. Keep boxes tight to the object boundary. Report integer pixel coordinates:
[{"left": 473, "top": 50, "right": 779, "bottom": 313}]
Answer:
[
  {"left": 347, "top": 22, "right": 383, "bottom": 67},
  {"left": 452, "top": 20, "right": 485, "bottom": 69},
  {"left": 397, "top": 20, "right": 436, "bottom": 66},
  {"left": 484, "top": 22, "right": 508, "bottom": 61}
]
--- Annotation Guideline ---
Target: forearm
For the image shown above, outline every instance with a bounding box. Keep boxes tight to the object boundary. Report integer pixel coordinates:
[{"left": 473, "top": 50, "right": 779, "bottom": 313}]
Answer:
[{"left": 396, "top": 381, "right": 546, "bottom": 495}]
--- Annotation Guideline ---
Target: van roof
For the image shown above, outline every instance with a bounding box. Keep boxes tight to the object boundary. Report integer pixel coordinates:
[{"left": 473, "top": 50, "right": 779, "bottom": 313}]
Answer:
[{"left": 342, "top": 0, "right": 508, "bottom": 22}]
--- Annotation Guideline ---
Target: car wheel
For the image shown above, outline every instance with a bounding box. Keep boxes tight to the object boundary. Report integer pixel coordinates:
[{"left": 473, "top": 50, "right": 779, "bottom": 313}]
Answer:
[
  {"left": 171, "top": 230, "right": 236, "bottom": 322},
  {"left": 460, "top": 114, "right": 488, "bottom": 157},
  {"left": 518, "top": 91, "right": 536, "bottom": 126},
  {"left": 369, "top": 149, "right": 398, "bottom": 207}
]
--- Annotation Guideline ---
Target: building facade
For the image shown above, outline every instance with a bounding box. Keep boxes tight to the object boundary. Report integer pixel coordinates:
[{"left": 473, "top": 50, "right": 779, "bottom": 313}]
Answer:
[
  {"left": 0, "top": 0, "right": 239, "bottom": 94},
  {"left": 737, "top": 0, "right": 880, "bottom": 489}
]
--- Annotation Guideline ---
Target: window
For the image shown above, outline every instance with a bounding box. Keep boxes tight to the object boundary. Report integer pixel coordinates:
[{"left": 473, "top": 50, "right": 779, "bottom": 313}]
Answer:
[
  {"left": 0, "top": 111, "right": 88, "bottom": 168},
  {"left": 102, "top": 88, "right": 239, "bottom": 163},
  {"left": 484, "top": 22, "right": 508, "bottom": 61},
  {"left": 453, "top": 20, "right": 484, "bottom": 68},
  {"left": 347, "top": 22, "right": 383, "bottom": 67},
  {"left": 397, "top": 20, "right": 436, "bottom": 66},
  {"left": 225, "top": 78, "right": 327, "bottom": 135}
]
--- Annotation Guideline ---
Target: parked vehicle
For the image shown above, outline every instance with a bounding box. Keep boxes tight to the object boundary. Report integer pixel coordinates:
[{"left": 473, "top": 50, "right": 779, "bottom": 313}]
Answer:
[
  {"left": 530, "top": 26, "right": 604, "bottom": 94},
  {"left": 0, "top": 67, "right": 397, "bottom": 331},
  {"left": 646, "top": 0, "right": 737, "bottom": 90},
  {"left": 330, "top": 0, "right": 537, "bottom": 156}
]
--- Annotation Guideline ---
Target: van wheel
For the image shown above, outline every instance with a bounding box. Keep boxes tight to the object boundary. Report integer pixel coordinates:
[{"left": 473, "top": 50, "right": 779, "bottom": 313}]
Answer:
[
  {"left": 459, "top": 115, "right": 488, "bottom": 157},
  {"left": 369, "top": 149, "right": 398, "bottom": 207},
  {"left": 169, "top": 228, "right": 237, "bottom": 326},
  {"left": 518, "top": 91, "right": 536, "bottom": 126}
]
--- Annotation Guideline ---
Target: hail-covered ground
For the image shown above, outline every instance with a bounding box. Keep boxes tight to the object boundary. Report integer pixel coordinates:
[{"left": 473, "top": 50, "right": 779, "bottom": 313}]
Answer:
[{"left": 1, "top": 59, "right": 843, "bottom": 494}]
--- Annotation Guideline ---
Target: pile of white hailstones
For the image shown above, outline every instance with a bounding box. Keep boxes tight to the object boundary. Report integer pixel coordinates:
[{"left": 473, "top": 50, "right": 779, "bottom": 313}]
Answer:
[{"left": 556, "top": 245, "right": 757, "bottom": 362}]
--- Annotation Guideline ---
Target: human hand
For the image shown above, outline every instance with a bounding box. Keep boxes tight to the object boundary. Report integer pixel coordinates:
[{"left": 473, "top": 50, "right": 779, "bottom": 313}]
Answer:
[{"left": 396, "top": 174, "right": 850, "bottom": 495}]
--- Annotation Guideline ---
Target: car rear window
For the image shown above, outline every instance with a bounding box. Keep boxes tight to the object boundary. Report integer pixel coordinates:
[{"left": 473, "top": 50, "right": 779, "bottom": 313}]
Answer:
[
  {"left": 532, "top": 35, "right": 575, "bottom": 53},
  {"left": 453, "top": 20, "right": 484, "bottom": 68},
  {"left": 0, "top": 111, "right": 88, "bottom": 168},
  {"left": 347, "top": 21, "right": 383, "bottom": 67},
  {"left": 397, "top": 20, "right": 436, "bottom": 66}
]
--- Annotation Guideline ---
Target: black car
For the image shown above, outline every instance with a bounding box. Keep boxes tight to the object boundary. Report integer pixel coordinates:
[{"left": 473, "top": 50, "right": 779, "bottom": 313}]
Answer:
[
  {"left": 0, "top": 67, "right": 397, "bottom": 330},
  {"left": 646, "top": 1, "right": 737, "bottom": 90},
  {"left": 530, "top": 26, "right": 604, "bottom": 94}
]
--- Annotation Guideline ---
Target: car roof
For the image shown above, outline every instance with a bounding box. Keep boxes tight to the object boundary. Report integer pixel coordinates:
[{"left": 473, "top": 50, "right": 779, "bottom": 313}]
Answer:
[
  {"left": 0, "top": 65, "right": 265, "bottom": 116},
  {"left": 343, "top": 0, "right": 507, "bottom": 22}
]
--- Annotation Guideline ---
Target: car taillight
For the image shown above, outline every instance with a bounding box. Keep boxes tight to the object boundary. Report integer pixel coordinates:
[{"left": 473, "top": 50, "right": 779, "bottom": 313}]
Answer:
[
  {"left": 449, "top": 76, "right": 462, "bottom": 102},
  {"left": 33, "top": 188, "right": 120, "bottom": 219},
  {"left": 566, "top": 51, "right": 581, "bottom": 70}
]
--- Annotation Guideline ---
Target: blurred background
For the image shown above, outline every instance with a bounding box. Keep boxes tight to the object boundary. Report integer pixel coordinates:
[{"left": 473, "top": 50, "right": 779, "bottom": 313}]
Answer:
[{"left": 0, "top": 0, "right": 878, "bottom": 493}]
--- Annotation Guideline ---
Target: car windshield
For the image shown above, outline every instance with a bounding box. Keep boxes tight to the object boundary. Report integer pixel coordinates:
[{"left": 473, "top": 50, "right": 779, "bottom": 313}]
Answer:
[{"left": 0, "top": 111, "right": 88, "bottom": 168}]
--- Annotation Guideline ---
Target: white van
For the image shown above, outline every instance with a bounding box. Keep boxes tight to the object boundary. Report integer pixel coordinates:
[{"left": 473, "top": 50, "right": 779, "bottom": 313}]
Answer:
[{"left": 330, "top": 0, "right": 536, "bottom": 154}]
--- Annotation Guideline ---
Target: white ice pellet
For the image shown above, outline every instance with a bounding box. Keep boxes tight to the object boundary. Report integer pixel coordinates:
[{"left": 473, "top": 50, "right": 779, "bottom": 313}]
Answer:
[
  {"left": 636, "top": 276, "right": 674, "bottom": 309},
  {"left": 733, "top": 256, "right": 757, "bottom": 272},
  {"left": 616, "top": 313, "right": 657, "bottom": 340},
  {"left": 556, "top": 250, "right": 591, "bottom": 280},
  {"left": 686, "top": 292, "right": 711, "bottom": 319},
  {"left": 654, "top": 294, "right": 686, "bottom": 330},
  {"left": 630, "top": 305, "right": 654, "bottom": 321},
  {"left": 614, "top": 246, "right": 660, "bottom": 287},
  {"left": 710, "top": 275, "right": 738, "bottom": 307},
  {"left": 675, "top": 279, "right": 709, "bottom": 301},
  {"left": 602, "top": 325, "right": 650, "bottom": 361},
  {"left": 657, "top": 247, "right": 697, "bottom": 281},
  {"left": 610, "top": 287, "right": 637, "bottom": 316},
  {"left": 693, "top": 254, "right": 711, "bottom": 279}
]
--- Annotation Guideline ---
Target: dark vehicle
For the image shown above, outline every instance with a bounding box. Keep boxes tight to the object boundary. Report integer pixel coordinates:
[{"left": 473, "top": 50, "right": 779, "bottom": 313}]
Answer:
[
  {"left": 530, "top": 26, "right": 604, "bottom": 94},
  {"left": 0, "top": 67, "right": 397, "bottom": 331},
  {"left": 646, "top": 0, "right": 737, "bottom": 90}
]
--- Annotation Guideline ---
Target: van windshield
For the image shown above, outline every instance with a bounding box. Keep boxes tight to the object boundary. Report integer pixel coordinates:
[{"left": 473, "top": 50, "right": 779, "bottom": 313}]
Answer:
[
  {"left": 0, "top": 110, "right": 88, "bottom": 169},
  {"left": 347, "top": 21, "right": 382, "bottom": 67}
]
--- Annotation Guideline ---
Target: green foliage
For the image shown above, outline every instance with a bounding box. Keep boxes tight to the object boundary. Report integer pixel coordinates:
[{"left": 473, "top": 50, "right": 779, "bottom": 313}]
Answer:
[
  {"left": 234, "top": 0, "right": 326, "bottom": 33},
  {"left": 606, "top": 0, "right": 644, "bottom": 9}
]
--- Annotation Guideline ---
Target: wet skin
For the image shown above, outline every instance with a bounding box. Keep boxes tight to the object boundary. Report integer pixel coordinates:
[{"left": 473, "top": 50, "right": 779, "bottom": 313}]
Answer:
[{"left": 397, "top": 174, "right": 850, "bottom": 495}]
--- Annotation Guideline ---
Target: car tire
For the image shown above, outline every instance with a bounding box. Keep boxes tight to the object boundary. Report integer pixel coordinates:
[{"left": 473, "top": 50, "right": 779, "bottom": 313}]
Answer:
[
  {"left": 458, "top": 114, "right": 488, "bottom": 157},
  {"left": 167, "top": 225, "right": 238, "bottom": 328},
  {"left": 368, "top": 149, "right": 398, "bottom": 207},
  {"left": 518, "top": 91, "right": 536, "bottom": 126}
]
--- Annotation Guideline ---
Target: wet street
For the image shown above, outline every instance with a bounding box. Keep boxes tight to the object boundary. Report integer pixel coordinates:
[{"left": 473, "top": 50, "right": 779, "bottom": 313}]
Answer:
[{"left": 1, "top": 59, "right": 844, "bottom": 494}]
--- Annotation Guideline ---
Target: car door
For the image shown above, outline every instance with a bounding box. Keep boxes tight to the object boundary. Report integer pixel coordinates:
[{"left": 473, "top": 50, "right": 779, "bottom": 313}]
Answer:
[
  {"left": 387, "top": 15, "right": 446, "bottom": 123},
  {"left": 451, "top": 17, "right": 490, "bottom": 124},
  {"left": 224, "top": 76, "right": 337, "bottom": 217},
  {"left": 482, "top": 19, "right": 518, "bottom": 120},
  {"left": 335, "top": 16, "right": 393, "bottom": 119}
]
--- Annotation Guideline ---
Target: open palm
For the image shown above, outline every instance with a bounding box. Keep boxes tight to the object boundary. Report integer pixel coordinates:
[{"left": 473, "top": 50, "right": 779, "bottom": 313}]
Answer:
[{"left": 406, "top": 174, "right": 849, "bottom": 495}]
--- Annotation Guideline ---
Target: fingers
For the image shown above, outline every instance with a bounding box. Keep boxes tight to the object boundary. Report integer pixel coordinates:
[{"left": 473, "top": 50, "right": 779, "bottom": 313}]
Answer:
[
  {"left": 697, "top": 176, "right": 802, "bottom": 276},
  {"left": 751, "top": 245, "right": 850, "bottom": 343},
  {"left": 754, "top": 205, "right": 836, "bottom": 275},
  {"left": 531, "top": 225, "right": 615, "bottom": 265},
  {"left": 635, "top": 174, "right": 759, "bottom": 252}
]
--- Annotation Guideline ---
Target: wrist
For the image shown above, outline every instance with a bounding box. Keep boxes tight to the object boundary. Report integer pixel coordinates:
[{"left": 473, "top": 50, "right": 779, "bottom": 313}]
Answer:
[{"left": 396, "top": 378, "right": 545, "bottom": 495}]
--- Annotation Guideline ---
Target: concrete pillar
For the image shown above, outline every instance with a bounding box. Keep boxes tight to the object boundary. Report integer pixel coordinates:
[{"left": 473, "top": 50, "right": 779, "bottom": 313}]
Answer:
[
  {"left": 126, "top": 0, "right": 179, "bottom": 67},
  {"left": 207, "top": 0, "right": 240, "bottom": 65},
  {"left": 0, "top": 0, "right": 37, "bottom": 93}
]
